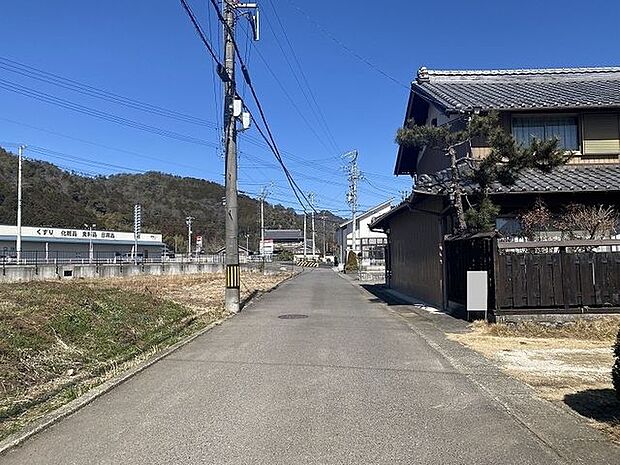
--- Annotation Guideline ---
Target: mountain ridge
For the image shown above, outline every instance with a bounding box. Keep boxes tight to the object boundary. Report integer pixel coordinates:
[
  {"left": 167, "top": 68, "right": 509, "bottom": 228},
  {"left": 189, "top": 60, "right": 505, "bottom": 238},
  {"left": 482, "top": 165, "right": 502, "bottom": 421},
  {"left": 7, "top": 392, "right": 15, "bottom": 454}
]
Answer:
[{"left": 0, "top": 147, "right": 344, "bottom": 252}]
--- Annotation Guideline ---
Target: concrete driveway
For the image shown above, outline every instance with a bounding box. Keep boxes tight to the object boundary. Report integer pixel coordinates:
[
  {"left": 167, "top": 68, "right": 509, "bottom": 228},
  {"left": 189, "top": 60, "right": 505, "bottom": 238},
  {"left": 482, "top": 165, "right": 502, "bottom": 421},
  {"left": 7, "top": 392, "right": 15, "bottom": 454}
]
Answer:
[{"left": 1, "top": 269, "right": 617, "bottom": 464}]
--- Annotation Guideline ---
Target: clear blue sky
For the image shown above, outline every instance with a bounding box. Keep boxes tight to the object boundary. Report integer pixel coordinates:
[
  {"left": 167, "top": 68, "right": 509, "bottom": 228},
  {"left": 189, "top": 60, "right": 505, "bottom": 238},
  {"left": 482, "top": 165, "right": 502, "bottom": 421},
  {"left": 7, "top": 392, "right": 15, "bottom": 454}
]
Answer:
[{"left": 1, "top": 0, "right": 619, "bottom": 216}]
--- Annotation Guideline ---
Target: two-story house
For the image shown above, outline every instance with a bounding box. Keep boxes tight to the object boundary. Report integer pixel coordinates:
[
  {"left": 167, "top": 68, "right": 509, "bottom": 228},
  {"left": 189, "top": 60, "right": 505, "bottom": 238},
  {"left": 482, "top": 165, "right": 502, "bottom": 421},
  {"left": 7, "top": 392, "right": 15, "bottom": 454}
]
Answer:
[
  {"left": 335, "top": 199, "right": 392, "bottom": 265},
  {"left": 371, "top": 66, "right": 620, "bottom": 309}
]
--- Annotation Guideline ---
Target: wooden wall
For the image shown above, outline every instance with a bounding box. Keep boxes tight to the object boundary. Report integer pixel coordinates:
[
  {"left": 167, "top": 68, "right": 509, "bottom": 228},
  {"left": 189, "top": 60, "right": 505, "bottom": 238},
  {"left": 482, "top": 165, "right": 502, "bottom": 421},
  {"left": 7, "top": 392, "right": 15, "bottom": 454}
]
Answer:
[{"left": 388, "top": 200, "right": 445, "bottom": 308}]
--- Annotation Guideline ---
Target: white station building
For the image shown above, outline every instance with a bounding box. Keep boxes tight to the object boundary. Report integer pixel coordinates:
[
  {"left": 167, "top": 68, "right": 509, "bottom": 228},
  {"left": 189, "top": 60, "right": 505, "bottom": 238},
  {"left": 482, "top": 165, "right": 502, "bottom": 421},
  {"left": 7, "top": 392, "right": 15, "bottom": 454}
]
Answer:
[{"left": 0, "top": 225, "right": 164, "bottom": 261}]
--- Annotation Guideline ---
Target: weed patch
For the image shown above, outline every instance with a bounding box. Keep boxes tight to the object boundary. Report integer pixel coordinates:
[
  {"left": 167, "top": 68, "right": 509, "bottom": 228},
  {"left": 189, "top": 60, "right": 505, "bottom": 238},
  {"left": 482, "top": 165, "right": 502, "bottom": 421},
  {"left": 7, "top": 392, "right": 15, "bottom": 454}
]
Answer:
[{"left": 0, "top": 271, "right": 292, "bottom": 441}]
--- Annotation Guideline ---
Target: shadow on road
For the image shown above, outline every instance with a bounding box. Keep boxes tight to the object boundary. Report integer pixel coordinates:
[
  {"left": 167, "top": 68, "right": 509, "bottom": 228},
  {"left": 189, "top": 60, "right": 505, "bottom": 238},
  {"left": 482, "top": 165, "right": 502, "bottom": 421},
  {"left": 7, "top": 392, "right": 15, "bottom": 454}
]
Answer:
[
  {"left": 361, "top": 284, "right": 468, "bottom": 321},
  {"left": 564, "top": 388, "right": 620, "bottom": 433},
  {"left": 360, "top": 284, "right": 404, "bottom": 306}
]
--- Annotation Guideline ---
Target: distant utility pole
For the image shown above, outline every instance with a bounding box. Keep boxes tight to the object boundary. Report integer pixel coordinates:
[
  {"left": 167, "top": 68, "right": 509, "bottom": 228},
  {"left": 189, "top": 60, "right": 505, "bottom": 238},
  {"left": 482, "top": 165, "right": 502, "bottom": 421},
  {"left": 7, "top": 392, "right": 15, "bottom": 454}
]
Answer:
[
  {"left": 16, "top": 145, "right": 25, "bottom": 264},
  {"left": 308, "top": 192, "right": 316, "bottom": 259},
  {"left": 134, "top": 204, "right": 142, "bottom": 265},
  {"left": 322, "top": 215, "right": 326, "bottom": 257},
  {"left": 303, "top": 210, "right": 307, "bottom": 259},
  {"left": 259, "top": 183, "right": 271, "bottom": 254},
  {"left": 222, "top": 0, "right": 258, "bottom": 314},
  {"left": 344, "top": 150, "right": 362, "bottom": 254},
  {"left": 86, "top": 223, "right": 96, "bottom": 263},
  {"left": 186, "top": 216, "right": 194, "bottom": 258}
]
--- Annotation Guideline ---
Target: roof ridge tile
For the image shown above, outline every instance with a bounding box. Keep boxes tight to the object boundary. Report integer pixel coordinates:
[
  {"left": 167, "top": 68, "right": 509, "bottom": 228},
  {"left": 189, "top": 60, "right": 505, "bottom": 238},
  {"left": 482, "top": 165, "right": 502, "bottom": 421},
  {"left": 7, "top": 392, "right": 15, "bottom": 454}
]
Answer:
[{"left": 418, "top": 66, "right": 620, "bottom": 80}]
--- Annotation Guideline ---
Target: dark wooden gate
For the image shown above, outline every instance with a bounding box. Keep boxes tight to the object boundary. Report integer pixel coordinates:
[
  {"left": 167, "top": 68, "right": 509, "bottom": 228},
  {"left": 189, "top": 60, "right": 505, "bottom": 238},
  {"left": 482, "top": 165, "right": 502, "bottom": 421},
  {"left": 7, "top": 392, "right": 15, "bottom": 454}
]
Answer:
[{"left": 444, "top": 233, "right": 497, "bottom": 307}]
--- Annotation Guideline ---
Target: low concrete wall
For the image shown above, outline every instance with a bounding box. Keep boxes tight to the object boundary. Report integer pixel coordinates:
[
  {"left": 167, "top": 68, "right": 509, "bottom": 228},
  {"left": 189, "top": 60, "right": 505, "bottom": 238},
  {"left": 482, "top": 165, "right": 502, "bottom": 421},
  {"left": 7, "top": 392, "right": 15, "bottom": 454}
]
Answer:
[{"left": 0, "top": 262, "right": 229, "bottom": 283}]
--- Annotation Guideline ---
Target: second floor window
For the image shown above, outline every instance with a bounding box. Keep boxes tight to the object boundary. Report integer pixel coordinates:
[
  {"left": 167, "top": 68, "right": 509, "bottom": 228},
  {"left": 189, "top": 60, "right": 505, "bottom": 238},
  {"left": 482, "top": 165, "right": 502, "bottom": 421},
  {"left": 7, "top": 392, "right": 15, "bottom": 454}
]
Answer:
[{"left": 512, "top": 115, "right": 579, "bottom": 151}]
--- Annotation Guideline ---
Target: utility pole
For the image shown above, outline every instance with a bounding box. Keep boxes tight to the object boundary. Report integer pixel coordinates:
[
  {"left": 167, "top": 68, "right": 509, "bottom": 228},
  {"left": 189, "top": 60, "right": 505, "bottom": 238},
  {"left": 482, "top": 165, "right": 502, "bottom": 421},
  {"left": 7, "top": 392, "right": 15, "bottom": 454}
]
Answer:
[
  {"left": 134, "top": 204, "right": 141, "bottom": 265},
  {"left": 308, "top": 192, "right": 316, "bottom": 259},
  {"left": 85, "top": 223, "right": 96, "bottom": 264},
  {"left": 222, "top": 0, "right": 258, "bottom": 313},
  {"left": 16, "top": 145, "right": 25, "bottom": 264},
  {"left": 303, "top": 211, "right": 307, "bottom": 259},
  {"left": 198, "top": 0, "right": 258, "bottom": 312},
  {"left": 322, "top": 215, "right": 326, "bottom": 257},
  {"left": 186, "top": 216, "right": 194, "bottom": 259},
  {"left": 259, "top": 184, "right": 270, "bottom": 254},
  {"left": 344, "top": 150, "right": 362, "bottom": 256},
  {"left": 223, "top": 0, "right": 240, "bottom": 313}
]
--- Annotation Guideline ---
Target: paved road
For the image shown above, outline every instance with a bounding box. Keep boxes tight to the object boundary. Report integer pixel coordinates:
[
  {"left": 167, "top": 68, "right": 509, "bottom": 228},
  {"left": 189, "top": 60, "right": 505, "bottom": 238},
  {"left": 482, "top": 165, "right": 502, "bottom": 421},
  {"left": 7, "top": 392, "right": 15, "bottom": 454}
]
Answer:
[{"left": 2, "top": 269, "right": 617, "bottom": 464}]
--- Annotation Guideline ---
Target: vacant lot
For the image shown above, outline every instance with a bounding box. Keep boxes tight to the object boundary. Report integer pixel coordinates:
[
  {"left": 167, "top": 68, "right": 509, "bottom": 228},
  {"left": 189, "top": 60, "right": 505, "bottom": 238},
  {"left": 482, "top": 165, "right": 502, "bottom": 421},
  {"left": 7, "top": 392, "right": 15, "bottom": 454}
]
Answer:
[
  {"left": 450, "top": 318, "right": 620, "bottom": 442},
  {"left": 0, "top": 271, "right": 292, "bottom": 441}
]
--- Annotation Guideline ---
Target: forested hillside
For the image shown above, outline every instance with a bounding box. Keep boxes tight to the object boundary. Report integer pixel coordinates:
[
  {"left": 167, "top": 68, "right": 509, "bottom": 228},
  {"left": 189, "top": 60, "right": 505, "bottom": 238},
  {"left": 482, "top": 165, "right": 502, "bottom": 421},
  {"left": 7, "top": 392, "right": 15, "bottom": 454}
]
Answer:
[{"left": 0, "top": 147, "right": 343, "bottom": 252}]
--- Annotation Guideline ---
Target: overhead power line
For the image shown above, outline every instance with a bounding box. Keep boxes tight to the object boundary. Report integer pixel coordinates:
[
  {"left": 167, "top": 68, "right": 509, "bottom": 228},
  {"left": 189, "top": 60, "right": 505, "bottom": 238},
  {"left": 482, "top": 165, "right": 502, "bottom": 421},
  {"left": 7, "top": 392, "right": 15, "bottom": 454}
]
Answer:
[
  {"left": 0, "top": 116, "right": 221, "bottom": 175},
  {"left": 0, "top": 78, "right": 219, "bottom": 148},
  {"left": 364, "top": 178, "right": 399, "bottom": 196},
  {"left": 0, "top": 55, "right": 340, "bottom": 170},
  {"left": 27, "top": 145, "right": 148, "bottom": 173},
  {"left": 205, "top": 0, "right": 318, "bottom": 213},
  {"left": 180, "top": 0, "right": 317, "bottom": 213},
  {"left": 179, "top": 0, "right": 220, "bottom": 63},
  {"left": 263, "top": 0, "right": 340, "bottom": 154},
  {"left": 0, "top": 56, "right": 217, "bottom": 128},
  {"left": 284, "top": 0, "right": 409, "bottom": 90},
  {"left": 250, "top": 41, "right": 337, "bottom": 156}
]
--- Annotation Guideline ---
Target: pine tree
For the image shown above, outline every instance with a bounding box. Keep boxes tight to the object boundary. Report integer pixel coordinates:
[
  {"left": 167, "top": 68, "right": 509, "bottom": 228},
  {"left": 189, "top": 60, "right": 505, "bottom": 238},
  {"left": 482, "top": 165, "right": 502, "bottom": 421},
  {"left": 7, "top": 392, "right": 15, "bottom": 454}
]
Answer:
[{"left": 396, "top": 112, "right": 572, "bottom": 233}]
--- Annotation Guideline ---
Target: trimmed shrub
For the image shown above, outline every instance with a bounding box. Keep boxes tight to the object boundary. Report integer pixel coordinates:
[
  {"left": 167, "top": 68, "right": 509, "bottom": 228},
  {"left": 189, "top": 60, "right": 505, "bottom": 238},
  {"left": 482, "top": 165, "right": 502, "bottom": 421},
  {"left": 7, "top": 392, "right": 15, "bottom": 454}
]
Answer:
[
  {"left": 278, "top": 250, "right": 294, "bottom": 262},
  {"left": 613, "top": 328, "right": 620, "bottom": 399},
  {"left": 345, "top": 250, "right": 359, "bottom": 272}
]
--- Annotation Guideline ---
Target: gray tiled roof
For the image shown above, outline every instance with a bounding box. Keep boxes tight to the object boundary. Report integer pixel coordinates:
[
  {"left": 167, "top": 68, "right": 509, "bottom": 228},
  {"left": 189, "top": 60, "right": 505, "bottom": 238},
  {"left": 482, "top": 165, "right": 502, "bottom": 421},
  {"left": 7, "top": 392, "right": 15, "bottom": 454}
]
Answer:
[
  {"left": 264, "top": 229, "right": 302, "bottom": 241},
  {"left": 415, "top": 165, "right": 620, "bottom": 196},
  {"left": 413, "top": 67, "right": 620, "bottom": 112}
]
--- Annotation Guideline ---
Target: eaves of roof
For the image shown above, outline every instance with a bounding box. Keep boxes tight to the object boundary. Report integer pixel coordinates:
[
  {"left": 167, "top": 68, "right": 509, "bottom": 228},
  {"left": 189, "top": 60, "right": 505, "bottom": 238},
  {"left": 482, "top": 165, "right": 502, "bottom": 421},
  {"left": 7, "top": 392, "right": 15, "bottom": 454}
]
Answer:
[
  {"left": 368, "top": 202, "right": 409, "bottom": 231},
  {"left": 415, "top": 164, "right": 620, "bottom": 196}
]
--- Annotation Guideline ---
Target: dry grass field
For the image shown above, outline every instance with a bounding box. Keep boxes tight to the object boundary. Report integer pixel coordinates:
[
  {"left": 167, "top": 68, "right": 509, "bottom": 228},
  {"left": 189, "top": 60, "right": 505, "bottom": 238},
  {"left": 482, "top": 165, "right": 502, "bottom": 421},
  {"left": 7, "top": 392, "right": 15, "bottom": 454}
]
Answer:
[
  {"left": 0, "top": 271, "right": 293, "bottom": 441},
  {"left": 449, "top": 318, "right": 620, "bottom": 442}
]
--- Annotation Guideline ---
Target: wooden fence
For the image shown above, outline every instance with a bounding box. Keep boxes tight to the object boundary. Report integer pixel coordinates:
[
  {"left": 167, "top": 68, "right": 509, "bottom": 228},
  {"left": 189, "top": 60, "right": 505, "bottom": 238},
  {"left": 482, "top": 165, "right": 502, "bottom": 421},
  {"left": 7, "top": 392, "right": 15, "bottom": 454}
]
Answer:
[{"left": 445, "top": 235, "right": 620, "bottom": 317}]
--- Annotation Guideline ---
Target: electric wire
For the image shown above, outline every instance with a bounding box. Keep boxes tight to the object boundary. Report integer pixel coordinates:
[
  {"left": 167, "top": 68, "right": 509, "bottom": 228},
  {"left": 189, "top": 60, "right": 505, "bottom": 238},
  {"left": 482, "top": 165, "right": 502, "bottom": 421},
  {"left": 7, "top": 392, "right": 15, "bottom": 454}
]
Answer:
[
  {"left": 0, "top": 56, "right": 218, "bottom": 128},
  {"left": 183, "top": 0, "right": 316, "bottom": 213},
  {"left": 265, "top": 0, "right": 341, "bottom": 153},
  {"left": 284, "top": 0, "right": 409, "bottom": 90},
  {"left": 206, "top": 0, "right": 318, "bottom": 212},
  {"left": 0, "top": 78, "right": 220, "bottom": 149},
  {"left": 250, "top": 41, "right": 338, "bottom": 156},
  {"left": 0, "top": 116, "right": 222, "bottom": 175}
]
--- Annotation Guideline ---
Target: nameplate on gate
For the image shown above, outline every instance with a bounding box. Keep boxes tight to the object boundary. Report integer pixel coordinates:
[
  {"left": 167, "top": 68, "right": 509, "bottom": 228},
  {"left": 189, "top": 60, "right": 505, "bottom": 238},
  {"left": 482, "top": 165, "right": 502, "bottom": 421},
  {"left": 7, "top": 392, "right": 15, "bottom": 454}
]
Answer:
[{"left": 467, "top": 271, "right": 488, "bottom": 318}]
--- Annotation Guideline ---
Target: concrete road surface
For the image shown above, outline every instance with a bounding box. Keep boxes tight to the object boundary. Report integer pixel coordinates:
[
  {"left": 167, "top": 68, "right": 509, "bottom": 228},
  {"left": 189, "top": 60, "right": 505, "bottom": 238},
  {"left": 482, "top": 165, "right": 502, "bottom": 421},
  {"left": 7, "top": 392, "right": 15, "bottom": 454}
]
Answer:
[{"left": 1, "top": 269, "right": 618, "bottom": 464}]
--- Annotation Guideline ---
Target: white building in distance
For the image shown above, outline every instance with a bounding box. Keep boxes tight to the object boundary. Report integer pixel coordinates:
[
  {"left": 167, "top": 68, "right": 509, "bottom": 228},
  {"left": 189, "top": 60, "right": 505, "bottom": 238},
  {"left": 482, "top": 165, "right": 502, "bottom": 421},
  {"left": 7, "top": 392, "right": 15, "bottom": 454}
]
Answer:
[
  {"left": 336, "top": 199, "right": 392, "bottom": 265},
  {"left": 0, "top": 224, "right": 163, "bottom": 261}
]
